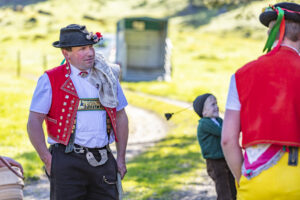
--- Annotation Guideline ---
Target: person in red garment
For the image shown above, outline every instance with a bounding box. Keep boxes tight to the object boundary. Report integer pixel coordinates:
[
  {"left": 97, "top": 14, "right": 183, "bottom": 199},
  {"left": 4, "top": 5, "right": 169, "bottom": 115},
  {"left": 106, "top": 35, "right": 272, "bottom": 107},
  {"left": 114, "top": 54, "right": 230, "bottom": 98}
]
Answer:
[
  {"left": 221, "top": 2, "right": 300, "bottom": 200},
  {"left": 27, "top": 24, "right": 128, "bottom": 200}
]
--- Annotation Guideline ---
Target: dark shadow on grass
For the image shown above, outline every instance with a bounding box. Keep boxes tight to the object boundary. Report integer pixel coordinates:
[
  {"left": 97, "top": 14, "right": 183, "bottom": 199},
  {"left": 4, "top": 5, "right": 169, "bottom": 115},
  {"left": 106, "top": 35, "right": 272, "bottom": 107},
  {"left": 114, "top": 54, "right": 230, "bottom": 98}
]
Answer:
[
  {"left": 168, "top": 5, "right": 219, "bottom": 28},
  {"left": 0, "top": 0, "right": 47, "bottom": 8},
  {"left": 167, "top": 1, "right": 264, "bottom": 29},
  {"left": 124, "top": 134, "right": 205, "bottom": 198}
]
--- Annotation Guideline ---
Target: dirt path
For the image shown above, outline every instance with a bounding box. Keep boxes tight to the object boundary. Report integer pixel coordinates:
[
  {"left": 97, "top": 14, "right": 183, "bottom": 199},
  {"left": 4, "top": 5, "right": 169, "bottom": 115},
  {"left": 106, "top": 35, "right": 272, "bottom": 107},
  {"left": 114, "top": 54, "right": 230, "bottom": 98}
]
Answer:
[{"left": 23, "top": 104, "right": 216, "bottom": 200}]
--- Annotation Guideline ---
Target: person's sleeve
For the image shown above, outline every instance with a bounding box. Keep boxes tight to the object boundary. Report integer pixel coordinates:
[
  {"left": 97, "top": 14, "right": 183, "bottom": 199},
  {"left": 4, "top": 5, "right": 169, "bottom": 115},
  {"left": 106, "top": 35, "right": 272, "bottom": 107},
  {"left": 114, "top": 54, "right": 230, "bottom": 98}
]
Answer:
[
  {"left": 116, "top": 81, "right": 128, "bottom": 111},
  {"left": 200, "top": 119, "right": 222, "bottom": 137},
  {"left": 225, "top": 74, "right": 241, "bottom": 111},
  {"left": 29, "top": 73, "right": 52, "bottom": 114}
]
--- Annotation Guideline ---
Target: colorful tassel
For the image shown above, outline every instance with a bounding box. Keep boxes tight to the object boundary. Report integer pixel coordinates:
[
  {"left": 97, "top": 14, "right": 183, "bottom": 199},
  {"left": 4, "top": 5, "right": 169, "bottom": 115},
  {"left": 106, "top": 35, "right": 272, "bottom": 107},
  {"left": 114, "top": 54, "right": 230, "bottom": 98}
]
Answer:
[{"left": 263, "top": 6, "right": 285, "bottom": 53}]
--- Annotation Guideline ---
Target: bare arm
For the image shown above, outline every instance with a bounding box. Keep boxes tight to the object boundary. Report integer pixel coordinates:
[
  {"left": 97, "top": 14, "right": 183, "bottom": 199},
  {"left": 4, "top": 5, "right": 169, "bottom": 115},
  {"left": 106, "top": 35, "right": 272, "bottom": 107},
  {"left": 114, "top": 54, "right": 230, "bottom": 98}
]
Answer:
[
  {"left": 0, "top": 156, "right": 23, "bottom": 174},
  {"left": 115, "top": 108, "right": 128, "bottom": 179},
  {"left": 27, "top": 111, "right": 52, "bottom": 175},
  {"left": 221, "top": 109, "right": 243, "bottom": 183}
]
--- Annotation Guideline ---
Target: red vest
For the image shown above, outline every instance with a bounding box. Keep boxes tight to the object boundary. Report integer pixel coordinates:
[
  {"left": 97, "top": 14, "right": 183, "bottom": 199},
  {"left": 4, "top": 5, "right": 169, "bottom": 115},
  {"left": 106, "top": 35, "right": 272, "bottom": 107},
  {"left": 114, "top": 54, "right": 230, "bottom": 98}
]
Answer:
[
  {"left": 45, "top": 64, "right": 118, "bottom": 145},
  {"left": 236, "top": 47, "right": 300, "bottom": 148}
]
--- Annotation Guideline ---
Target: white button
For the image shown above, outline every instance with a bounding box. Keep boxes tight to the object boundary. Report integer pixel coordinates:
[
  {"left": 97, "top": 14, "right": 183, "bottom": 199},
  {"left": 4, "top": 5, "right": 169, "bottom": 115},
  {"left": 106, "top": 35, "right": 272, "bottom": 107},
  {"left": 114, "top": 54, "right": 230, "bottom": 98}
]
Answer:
[
  {"left": 60, "top": 116, "right": 63, "bottom": 120},
  {"left": 62, "top": 109, "right": 65, "bottom": 112},
  {"left": 63, "top": 102, "right": 67, "bottom": 106},
  {"left": 65, "top": 74, "right": 69, "bottom": 78},
  {"left": 65, "top": 95, "right": 69, "bottom": 99}
]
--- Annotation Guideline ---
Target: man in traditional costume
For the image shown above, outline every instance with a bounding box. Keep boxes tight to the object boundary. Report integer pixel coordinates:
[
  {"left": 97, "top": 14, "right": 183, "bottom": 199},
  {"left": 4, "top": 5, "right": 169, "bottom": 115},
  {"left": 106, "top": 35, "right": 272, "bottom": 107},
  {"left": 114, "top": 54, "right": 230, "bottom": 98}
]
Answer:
[
  {"left": 27, "top": 24, "right": 128, "bottom": 200},
  {"left": 221, "top": 2, "right": 300, "bottom": 200}
]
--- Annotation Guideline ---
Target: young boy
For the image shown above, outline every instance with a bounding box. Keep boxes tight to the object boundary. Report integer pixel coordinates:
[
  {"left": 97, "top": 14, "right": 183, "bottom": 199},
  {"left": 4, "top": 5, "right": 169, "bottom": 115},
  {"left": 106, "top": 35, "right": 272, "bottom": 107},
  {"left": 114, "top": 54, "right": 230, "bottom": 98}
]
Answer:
[{"left": 193, "top": 93, "right": 236, "bottom": 200}]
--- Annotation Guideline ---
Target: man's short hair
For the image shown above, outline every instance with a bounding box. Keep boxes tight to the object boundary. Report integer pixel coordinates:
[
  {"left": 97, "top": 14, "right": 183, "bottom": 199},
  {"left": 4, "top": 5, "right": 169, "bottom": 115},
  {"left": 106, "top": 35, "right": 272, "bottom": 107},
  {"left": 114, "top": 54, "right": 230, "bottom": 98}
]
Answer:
[
  {"left": 285, "top": 20, "right": 300, "bottom": 42},
  {"left": 269, "top": 20, "right": 300, "bottom": 42},
  {"left": 62, "top": 47, "right": 72, "bottom": 52}
]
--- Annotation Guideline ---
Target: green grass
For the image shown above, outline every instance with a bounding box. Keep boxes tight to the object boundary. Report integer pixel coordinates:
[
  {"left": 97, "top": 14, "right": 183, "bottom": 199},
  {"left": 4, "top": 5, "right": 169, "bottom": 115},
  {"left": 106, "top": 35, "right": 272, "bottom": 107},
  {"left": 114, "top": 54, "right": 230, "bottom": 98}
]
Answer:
[{"left": 123, "top": 90, "right": 205, "bottom": 199}]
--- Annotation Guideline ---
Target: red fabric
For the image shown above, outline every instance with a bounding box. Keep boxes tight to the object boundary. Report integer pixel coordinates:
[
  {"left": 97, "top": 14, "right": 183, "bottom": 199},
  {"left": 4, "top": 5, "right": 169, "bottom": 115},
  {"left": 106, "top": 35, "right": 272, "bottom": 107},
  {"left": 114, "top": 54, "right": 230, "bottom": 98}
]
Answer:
[
  {"left": 79, "top": 71, "right": 88, "bottom": 76},
  {"left": 235, "top": 47, "right": 300, "bottom": 148},
  {"left": 45, "top": 64, "right": 118, "bottom": 145}
]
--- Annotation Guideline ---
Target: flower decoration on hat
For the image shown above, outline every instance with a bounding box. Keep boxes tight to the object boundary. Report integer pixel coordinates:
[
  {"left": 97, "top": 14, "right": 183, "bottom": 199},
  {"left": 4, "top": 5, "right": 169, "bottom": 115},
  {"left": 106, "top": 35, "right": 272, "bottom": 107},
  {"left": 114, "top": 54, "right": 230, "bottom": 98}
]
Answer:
[{"left": 86, "top": 32, "right": 103, "bottom": 43}]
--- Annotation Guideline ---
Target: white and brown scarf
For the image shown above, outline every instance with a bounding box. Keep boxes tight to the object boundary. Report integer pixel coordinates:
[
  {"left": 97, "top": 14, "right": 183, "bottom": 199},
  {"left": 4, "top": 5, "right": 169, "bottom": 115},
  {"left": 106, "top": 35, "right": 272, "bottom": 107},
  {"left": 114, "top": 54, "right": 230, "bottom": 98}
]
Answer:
[{"left": 88, "top": 53, "right": 120, "bottom": 108}]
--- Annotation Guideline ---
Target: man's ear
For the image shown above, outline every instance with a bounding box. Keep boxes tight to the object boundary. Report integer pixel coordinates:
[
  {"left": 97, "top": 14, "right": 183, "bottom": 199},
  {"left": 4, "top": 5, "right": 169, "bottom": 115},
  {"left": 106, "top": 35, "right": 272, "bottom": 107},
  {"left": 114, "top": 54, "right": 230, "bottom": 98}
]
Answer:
[
  {"left": 61, "top": 49, "right": 70, "bottom": 61},
  {"left": 202, "top": 109, "right": 207, "bottom": 117}
]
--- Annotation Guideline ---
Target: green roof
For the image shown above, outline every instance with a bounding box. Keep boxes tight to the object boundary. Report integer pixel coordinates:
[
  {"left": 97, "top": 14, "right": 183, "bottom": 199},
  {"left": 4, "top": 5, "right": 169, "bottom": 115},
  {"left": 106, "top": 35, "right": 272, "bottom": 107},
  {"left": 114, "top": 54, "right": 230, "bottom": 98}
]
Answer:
[{"left": 117, "top": 17, "right": 168, "bottom": 31}]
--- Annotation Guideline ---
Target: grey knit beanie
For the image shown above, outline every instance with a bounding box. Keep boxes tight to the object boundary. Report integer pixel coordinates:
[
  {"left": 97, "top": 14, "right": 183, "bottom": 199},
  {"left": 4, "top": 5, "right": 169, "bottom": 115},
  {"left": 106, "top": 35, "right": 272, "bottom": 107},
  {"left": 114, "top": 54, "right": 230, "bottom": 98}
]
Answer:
[{"left": 193, "top": 93, "right": 212, "bottom": 118}]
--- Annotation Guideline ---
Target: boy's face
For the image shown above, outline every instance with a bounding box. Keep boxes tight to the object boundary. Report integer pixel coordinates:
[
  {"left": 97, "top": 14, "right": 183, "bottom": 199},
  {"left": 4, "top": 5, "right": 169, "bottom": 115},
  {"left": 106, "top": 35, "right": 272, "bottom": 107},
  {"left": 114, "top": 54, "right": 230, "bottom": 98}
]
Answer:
[{"left": 202, "top": 95, "right": 219, "bottom": 118}]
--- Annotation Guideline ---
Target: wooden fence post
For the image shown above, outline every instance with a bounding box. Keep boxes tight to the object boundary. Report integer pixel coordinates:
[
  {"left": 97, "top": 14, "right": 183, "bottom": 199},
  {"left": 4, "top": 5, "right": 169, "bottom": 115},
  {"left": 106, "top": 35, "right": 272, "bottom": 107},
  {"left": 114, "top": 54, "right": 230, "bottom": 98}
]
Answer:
[
  {"left": 17, "top": 50, "right": 21, "bottom": 77},
  {"left": 43, "top": 54, "right": 47, "bottom": 72}
]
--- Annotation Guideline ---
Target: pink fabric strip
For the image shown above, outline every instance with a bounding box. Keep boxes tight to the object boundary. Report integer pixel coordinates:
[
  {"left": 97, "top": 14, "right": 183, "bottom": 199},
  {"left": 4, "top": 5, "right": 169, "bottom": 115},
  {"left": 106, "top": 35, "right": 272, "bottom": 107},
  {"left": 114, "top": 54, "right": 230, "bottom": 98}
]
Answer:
[
  {"left": 244, "top": 144, "right": 282, "bottom": 172},
  {"left": 281, "top": 8, "right": 300, "bottom": 15}
]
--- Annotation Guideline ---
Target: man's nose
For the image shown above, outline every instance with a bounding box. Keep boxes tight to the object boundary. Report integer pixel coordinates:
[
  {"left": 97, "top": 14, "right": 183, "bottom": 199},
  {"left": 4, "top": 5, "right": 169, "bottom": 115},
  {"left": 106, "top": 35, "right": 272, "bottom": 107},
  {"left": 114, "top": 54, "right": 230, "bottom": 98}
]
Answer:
[{"left": 87, "top": 47, "right": 95, "bottom": 56}]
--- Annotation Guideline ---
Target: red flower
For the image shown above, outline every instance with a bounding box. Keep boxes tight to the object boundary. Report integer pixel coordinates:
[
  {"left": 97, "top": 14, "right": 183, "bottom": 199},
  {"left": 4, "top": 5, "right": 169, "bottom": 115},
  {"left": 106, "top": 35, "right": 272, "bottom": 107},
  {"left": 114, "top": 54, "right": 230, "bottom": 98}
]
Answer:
[{"left": 96, "top": 32, "right": 102, "bottom": 39}]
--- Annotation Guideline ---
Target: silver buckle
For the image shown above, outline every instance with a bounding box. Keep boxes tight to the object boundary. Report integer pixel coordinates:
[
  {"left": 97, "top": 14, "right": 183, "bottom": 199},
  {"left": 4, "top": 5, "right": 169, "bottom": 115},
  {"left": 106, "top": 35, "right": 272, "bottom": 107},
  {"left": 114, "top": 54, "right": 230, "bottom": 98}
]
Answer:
[
  {"left": 73, "top": 146, "right": 84, "bottom": 154},
  {"left": 86, "top": 149, "right": 108, "bottom": 167}
]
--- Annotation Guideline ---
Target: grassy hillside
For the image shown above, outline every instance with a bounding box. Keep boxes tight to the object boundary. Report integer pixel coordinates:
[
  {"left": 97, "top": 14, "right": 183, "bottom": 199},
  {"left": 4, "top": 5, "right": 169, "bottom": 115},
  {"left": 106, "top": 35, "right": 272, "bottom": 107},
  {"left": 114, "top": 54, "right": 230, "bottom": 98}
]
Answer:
[{"left": 1, "top": 0, "right": 292, "bottom": 107}]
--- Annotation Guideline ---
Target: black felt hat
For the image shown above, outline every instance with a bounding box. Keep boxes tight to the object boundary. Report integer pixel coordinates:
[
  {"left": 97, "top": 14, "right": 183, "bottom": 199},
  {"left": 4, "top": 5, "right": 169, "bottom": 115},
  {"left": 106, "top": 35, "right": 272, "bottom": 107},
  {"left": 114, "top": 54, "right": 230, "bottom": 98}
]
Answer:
[
  {"left": 53, "top": 24, "right": 97, "bottom": 48},
  {"left": 260, "top": 2, "right": 300, "bottom": 27},
  {"left": 193, "top": 93, "right": 212, "bottom": 118}
]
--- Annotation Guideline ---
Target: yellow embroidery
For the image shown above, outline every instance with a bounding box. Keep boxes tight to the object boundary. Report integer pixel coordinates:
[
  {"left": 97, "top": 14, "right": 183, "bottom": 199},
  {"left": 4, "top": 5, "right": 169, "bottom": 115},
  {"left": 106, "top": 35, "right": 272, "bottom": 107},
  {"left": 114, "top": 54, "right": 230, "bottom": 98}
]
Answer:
[{"left": 78, "top": 98, "right": 105, "bottom": 111}]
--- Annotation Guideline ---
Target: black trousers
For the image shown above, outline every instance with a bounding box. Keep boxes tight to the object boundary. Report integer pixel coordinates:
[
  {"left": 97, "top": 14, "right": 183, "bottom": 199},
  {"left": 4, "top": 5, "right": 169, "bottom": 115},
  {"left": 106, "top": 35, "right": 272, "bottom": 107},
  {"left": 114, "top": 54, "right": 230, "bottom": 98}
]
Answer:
[
  {"left": 206, "top": 158, "right": 237, "bottom": 200},
  {"left": 48, "top": 144, "right": 119, "bottom": 200}
]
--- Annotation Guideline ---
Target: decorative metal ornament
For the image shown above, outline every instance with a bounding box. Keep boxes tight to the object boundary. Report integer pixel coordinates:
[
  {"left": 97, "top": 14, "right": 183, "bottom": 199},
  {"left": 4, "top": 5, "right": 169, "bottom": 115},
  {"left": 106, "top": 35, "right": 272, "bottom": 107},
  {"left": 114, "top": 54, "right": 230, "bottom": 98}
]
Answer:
[{"left": 86, "top": 149, "right": 108, "bottom": 167}]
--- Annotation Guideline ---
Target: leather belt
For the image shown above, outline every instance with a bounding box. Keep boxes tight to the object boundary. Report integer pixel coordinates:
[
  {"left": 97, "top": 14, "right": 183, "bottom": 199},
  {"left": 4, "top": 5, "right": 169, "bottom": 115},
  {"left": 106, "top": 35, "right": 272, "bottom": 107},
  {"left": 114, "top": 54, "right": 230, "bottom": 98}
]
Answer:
[
  {"left": 73, "top": 143, "right": 111, "bottom": 154},
  {"left": 52, "top": 143, "right": 110, "bottom": 153},
  {"left": 288, "top": 147, "right": 298, "bottom": 166}
]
